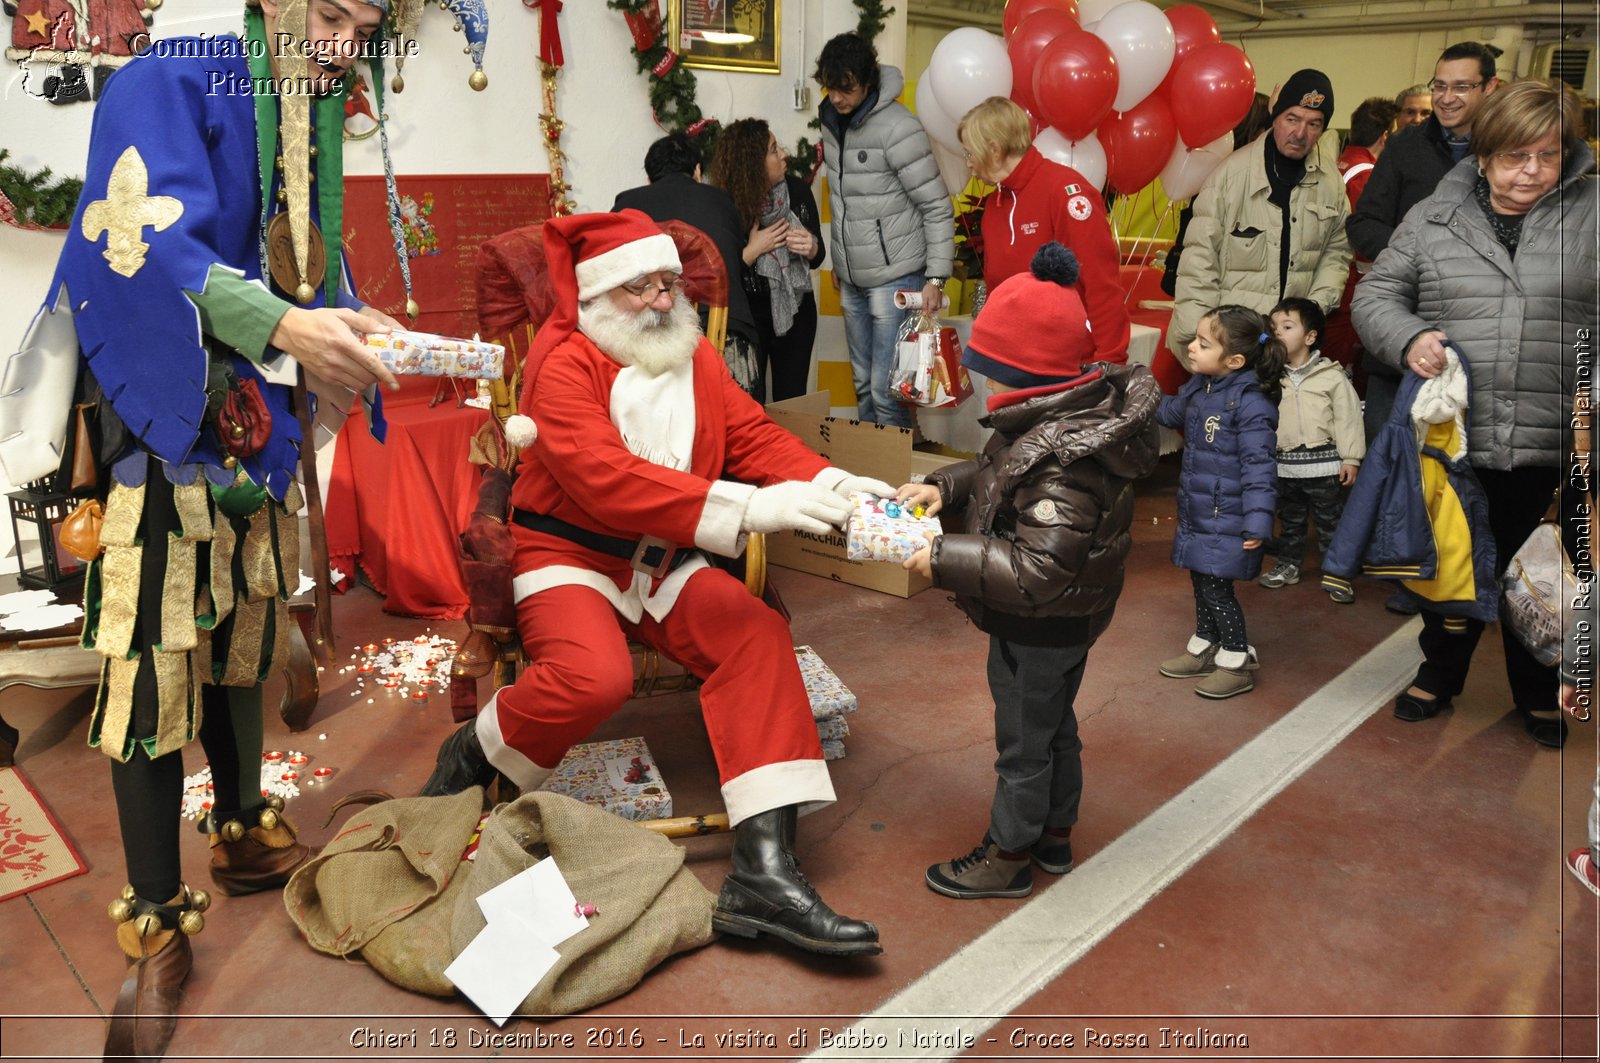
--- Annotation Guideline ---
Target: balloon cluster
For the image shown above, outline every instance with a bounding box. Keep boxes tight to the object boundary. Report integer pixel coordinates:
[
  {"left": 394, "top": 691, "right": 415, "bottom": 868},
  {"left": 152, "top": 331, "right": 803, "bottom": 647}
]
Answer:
[{"left": 917, "top": 1, "right": 1255, "bottom": 200}]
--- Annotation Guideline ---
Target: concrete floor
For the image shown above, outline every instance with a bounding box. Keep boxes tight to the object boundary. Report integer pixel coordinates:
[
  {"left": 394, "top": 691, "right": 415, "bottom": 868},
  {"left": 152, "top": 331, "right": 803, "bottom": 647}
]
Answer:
[{"left": 1, "top": 456, "right": 1596, "bottom": 1061}]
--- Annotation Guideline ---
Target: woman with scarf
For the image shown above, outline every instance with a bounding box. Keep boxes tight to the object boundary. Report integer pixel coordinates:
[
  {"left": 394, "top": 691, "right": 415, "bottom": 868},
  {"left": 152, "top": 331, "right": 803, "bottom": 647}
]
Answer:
[{"left": 709, "top": 118, "right": 826, "bottom": 402}]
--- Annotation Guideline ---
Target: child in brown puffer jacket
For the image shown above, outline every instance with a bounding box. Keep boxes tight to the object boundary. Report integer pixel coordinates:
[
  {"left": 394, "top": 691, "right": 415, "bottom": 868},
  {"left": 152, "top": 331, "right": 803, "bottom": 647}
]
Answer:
[{"left": 895, "top": 243, "right": 1161, "bottom": 900}]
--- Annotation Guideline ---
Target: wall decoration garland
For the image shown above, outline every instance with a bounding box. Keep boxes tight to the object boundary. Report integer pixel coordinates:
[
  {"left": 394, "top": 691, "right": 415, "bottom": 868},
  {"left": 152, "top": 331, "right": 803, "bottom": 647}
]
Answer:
[
  {"left": 0, "top": 149, "right": 81, "bottom": 230},
  {"left": 540, "top": 61, "right": 575, "bottom": 215},
  {"left": 528, "top": 0, "right": 574, "bottom": 216},
  {"left": 608, "top": 0, "right": 890, "bottom": 180}
]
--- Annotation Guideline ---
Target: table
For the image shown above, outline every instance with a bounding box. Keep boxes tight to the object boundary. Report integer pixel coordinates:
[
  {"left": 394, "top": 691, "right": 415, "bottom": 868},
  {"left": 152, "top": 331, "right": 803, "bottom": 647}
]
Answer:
[
  {"left": 917, "top": 322, "right": 1162, "bottom": 455},
  {"left": 325, "top": 385, "right": 489, "bottom": 620}
]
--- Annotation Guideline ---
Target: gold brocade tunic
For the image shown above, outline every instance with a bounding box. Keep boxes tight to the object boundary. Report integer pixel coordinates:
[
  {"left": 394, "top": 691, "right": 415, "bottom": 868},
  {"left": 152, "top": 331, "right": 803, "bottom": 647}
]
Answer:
[{"left": 82, "top": 466, "right": 301, "bottom": 762}]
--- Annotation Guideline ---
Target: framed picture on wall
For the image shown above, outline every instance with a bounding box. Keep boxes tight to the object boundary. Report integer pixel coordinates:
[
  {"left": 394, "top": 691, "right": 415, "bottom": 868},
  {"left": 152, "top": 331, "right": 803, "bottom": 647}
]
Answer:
[{"left": 670, "top": 0, "right": 780, "bottom": 74}]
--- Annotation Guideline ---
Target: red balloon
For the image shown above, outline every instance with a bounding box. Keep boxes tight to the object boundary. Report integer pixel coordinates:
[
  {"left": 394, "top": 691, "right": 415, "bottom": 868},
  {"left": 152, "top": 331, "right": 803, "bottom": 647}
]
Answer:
[
  {"left": 1170, "top": 43, "right": 1256, "bottom": 149},
  {"left": 1007, "top": 9, "right": 1079, "bottom": 114},
  {"left": 1002, "top": 0, "right": 1078, "bottom": 40},
  {"left": 1032, "top": 30, "right": 1118, "bottom": 143},
  {"left": 1102, "top": 94, "right": 1177, "bottom": 195},
  {"left": 1156, "top": 4, "right": 1221, "bottom": 97}
]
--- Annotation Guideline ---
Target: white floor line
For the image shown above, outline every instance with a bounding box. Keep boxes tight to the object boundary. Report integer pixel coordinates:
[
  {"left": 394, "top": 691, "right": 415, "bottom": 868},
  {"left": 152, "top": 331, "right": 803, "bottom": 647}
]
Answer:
[{"left": 807, "top": 618, "right": 1423, "bottom": 1061}]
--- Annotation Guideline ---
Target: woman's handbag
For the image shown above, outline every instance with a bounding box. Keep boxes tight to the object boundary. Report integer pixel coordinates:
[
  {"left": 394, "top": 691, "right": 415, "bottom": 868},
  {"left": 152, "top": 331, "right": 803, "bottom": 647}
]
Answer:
[{"left": 1501, "top": 384, "right": 1592, "bottom": 668}]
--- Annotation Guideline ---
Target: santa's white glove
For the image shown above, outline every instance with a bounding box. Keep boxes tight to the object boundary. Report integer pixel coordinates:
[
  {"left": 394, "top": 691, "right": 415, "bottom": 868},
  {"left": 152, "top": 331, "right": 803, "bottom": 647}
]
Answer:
[
  {"left": 813, "top": 466, "right": 896, "bottom": 501},
  {"left": 741, "top": 481, "right": 853, "bottom": 534}
]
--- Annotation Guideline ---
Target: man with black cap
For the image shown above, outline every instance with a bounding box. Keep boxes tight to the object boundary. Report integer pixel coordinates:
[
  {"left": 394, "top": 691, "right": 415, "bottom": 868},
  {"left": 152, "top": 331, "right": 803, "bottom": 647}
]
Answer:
[{"left": 1168, "top": 68, "right": 1352, "bottom": 366}]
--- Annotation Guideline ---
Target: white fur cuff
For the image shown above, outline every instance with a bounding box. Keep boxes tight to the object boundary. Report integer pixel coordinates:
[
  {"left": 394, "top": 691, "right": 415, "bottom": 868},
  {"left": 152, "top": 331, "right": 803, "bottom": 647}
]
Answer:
[{"left": 697, "top": 479, "right": 755, "bottom": 557}]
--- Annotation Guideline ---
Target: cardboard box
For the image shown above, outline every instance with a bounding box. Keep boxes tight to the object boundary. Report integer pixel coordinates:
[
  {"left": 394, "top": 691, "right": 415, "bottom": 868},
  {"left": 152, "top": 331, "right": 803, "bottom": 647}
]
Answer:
[{"left": 766, "top": 392, "right": 966, "bottom": 597}]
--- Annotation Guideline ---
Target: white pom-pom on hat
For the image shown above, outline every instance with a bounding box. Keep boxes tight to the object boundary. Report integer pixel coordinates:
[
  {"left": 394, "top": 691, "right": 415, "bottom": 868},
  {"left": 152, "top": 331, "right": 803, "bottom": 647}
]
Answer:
[{"left": 504, "top": 414, "right": 538, "bottom": 448}]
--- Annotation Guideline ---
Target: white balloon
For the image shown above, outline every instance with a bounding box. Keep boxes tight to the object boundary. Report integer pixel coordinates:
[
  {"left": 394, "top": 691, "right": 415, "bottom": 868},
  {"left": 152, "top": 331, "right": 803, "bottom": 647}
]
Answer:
[
  {"left": 1157, "top": 130, "right": 1233, "bottom": 201},
  {"left": 926, "top": 27, "right": 1012, "bottom": 126},
  {"left": 1035, "top": 126, "right": 1109, "bottom": 191},
  {"left": 914, "top": 69, "right": 963, "bottom": 153},
  {"left": 1076, "top": 0, "right": 1127, "bottom": 27},
  {"left": 1092, "top": 0, "right": 1175, "bottom": 113},
  {"left": 931, "top": 140, "right": 973, "bottom": 197}
]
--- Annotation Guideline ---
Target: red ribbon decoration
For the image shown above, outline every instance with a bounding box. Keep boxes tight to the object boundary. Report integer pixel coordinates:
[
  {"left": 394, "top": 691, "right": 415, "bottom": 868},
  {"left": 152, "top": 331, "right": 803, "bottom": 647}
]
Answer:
[
  {"left": 525, "top": 0, "right": 564, "bottom": 67},
  {"left": 624, "top": 3, "right": 663, "bottom": 51},
  {"left": 652, "top": 49, "right": 677, "bottom": 77}
]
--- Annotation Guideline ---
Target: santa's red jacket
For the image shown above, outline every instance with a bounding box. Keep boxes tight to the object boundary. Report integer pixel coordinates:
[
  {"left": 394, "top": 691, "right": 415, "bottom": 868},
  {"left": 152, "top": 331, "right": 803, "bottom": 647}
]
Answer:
[
  {"left": 508, "top": 330, "right": 828, "bottom": 614},
  {"left": 980, "top": 146, "right": 1131, "bottom": 364}
]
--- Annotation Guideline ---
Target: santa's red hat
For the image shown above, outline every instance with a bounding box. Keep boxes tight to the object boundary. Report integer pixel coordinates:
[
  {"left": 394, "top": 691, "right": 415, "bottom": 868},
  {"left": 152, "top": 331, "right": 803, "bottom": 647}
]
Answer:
[{"left": 506, "top": 210, "right": 683, "bottom": 448}]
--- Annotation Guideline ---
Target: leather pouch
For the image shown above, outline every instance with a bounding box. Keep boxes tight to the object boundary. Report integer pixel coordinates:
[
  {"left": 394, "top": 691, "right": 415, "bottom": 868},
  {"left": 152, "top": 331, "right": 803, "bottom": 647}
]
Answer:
[
  {"left": 215, "top": 376, "right": 272, "bottom": 459},
  {"left": 59, "top": 498, "right": 105, "bottom": 561}
]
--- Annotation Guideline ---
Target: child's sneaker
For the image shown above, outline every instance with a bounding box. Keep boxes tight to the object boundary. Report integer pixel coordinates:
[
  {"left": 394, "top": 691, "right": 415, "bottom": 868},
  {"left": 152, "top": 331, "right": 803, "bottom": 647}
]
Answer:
[
  {"left": 1159, "top": 637, "right": 1217, "bottom": 678},
  {"left": 925, "top": 836, "right": 1033, "bottom": 899},
  {"left": 1568, "top": 847, "right": 1600, "bottom": 897},
  {"left": 1031, "top": 828, "right": 1074, "bottom": 875},
  {"left": 1194, "top": 648, "right": 1258, "bottom": 699},
  {"left": 1326, "top": 583, "right": 1355, "bottom": 604},
  {"left": 1258, "top": 561, "right": 1300, "bottom": 588}
]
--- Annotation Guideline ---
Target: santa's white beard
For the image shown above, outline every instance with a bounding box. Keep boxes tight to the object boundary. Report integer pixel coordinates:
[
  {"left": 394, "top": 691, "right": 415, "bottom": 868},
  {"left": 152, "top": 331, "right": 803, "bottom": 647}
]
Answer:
[{"left": 577, "top": 292, "right": 702, "bottom": 376}]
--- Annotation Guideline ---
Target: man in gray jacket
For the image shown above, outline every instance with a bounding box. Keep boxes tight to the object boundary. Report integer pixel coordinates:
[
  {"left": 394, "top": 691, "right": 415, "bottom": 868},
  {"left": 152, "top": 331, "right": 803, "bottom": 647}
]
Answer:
[{"left": 815, "top": 33, "right": 953, "bottom": 427}]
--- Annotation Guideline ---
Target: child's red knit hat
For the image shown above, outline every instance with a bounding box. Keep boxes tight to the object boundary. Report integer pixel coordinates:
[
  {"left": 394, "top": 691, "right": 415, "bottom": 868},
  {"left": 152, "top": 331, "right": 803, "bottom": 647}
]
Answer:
[{"left": 961, "top": 243, "right": 1095, "bottom": 389}]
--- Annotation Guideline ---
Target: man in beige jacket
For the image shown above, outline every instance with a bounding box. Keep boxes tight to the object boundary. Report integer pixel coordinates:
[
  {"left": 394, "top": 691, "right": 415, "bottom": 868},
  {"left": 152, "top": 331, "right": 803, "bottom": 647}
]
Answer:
[{"left": 1168, "top": 69, "right": 1352, "bottom": 365}]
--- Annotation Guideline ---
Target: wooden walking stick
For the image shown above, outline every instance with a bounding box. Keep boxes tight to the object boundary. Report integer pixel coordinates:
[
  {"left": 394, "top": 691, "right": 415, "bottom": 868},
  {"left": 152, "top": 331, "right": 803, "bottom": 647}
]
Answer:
[{"left": 293, "top": 378, "right": 337, "bottom": 662}]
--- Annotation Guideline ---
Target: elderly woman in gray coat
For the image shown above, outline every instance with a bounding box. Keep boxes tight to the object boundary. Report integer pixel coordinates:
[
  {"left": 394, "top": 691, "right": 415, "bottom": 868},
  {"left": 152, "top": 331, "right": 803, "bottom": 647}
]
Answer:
[{"left": 1353, "top": 78, "right": 1598, "bottom": 749}]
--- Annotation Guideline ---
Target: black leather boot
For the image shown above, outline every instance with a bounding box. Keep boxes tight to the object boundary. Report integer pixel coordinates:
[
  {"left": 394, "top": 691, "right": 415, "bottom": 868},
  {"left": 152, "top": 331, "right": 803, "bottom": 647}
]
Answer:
[
  {"left": 419, "top": 720, "right": 495, "bottom": 797},
  {"left": 713, "top": 806, "right": 881, "bottom": 957}
]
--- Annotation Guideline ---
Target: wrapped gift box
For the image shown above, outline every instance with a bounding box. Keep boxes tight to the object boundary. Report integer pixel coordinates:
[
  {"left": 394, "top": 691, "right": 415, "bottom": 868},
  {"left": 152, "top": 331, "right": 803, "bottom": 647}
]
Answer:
[
  {"left": 796, "top": 645, "right": 856, "bottom": 719},
  {"left": 816, "top": 715, "right": 850, "bottom": 742},
  {"left": 821, "top": 738, "right": 846, "bottom": 762},
  {"left": 537, "top": 737, "right": 671, "bottom": 821},
  {"left": 844, "top": 492, "right": 942, "bottom": 564},
  {"left": 366, "top": 329, "right": 504, "bottom": 379}
]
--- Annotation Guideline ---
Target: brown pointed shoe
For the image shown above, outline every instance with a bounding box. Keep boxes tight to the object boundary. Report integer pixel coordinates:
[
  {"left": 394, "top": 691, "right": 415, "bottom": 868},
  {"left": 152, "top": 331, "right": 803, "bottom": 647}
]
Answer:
[
  {"left": 104, "top": 925, "right": 192, "bottom": 1062},
  {"left": 208, "top": 817, "right": 312, "bottom": 896}
]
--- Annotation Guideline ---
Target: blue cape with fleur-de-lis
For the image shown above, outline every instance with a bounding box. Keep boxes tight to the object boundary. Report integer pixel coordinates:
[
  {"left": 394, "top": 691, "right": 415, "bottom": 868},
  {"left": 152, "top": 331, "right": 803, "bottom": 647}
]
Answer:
[{"left": 41, "top": 33, "right": 380, "bottom": 499}]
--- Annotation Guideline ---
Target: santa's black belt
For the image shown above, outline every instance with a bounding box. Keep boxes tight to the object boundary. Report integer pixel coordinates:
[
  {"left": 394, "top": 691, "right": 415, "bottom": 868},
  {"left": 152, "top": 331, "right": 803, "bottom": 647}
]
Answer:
[{"left": 511, "top": 509, "right": 694, "bottom": 578}]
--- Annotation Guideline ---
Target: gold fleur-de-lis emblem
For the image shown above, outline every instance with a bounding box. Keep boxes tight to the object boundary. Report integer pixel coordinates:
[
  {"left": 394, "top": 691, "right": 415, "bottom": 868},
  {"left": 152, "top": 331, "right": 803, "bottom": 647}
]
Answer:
[{"left": 80, "top": 147, "right": 184, "bottom": 279}]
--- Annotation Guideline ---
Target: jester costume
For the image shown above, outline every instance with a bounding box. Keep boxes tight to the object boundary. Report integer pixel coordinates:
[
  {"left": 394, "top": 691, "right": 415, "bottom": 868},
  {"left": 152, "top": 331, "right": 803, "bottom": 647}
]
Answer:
[{"left": 21, "top": 3, "right": 419, "bottom": 1058}]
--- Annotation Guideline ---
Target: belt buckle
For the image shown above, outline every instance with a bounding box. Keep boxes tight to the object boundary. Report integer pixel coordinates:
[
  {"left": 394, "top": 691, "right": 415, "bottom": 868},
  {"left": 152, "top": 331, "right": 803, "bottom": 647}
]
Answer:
[{"left": 631, "top": 535, "right": 676, "bottom": 578}]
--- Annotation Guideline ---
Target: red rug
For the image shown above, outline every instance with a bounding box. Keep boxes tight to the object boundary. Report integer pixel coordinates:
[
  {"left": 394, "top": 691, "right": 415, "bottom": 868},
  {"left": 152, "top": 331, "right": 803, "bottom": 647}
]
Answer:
[{"left": 0, "top": 766, "right": 87, "bottom": 903}]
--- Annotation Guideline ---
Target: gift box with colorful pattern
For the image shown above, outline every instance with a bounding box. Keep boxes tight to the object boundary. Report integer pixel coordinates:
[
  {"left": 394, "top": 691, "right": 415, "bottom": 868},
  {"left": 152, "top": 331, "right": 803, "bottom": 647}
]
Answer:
[
  {"left": 366, "top": 329, "right": 504, "bottom": 379},
  {"left": 796, "top": 645, "right": 856, "bottom": 720},
  {"left": 537, "top": 737, "right": 671, "bottom": 821},
  {"left": 844, "top": 492, "right": 942, "bottom": 564}
]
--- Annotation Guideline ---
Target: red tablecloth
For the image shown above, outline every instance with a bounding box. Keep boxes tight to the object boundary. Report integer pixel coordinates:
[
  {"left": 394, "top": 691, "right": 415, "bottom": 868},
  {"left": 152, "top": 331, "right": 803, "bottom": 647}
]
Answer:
[{"left": 325, "top": 384, "right": 488, "bottom": 619}]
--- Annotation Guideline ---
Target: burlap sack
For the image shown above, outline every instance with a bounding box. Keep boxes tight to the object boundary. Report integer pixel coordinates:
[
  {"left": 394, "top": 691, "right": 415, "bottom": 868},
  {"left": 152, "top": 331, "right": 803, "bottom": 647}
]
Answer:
[{"left": 285, "top": 789, "right": 716, "bottom": 1013}]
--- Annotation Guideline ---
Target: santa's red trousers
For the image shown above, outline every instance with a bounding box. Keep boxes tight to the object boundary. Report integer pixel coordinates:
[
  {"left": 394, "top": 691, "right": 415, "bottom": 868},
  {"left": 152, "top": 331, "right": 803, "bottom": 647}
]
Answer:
[{"left": 479, "top": 570, "right": 831, "bottom": 824}]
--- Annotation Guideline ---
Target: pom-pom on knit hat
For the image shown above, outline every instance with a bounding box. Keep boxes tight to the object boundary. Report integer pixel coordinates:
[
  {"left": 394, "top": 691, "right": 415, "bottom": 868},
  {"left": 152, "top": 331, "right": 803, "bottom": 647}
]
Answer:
[{"left": 961, "top": 242, "right": 1095, "bottom": 389}]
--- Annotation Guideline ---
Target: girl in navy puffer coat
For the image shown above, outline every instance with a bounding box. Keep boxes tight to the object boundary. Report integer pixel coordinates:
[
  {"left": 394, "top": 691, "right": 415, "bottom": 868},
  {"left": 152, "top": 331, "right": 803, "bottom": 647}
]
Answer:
[{"left": 1156, "top": 306, "right": 1285, "bottom": 699}]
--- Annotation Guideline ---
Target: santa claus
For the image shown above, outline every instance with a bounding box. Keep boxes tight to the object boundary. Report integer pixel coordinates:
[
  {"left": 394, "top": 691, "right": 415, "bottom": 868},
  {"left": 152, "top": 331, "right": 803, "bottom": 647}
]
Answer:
[{"left": 422, "top": 210, "right": 890, "bottom": 957}]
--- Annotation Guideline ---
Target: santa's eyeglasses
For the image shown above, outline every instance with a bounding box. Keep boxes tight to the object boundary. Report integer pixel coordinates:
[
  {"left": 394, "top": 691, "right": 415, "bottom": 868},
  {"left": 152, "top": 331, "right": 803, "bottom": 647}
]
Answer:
[{"left": 620, "top": 274, "right": 682, "bottom": 299}]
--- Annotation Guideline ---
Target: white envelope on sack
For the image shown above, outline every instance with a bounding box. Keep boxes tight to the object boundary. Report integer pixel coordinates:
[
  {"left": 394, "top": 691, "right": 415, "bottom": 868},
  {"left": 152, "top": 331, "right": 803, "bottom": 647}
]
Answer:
[{"left": 0, "top": 288, "right": 79, "bottom": 493}]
